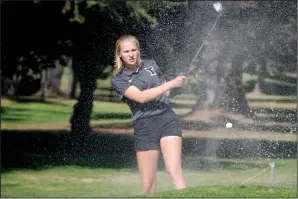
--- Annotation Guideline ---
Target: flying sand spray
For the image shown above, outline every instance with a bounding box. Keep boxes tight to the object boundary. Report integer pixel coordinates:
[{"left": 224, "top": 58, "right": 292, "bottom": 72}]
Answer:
[
  {"left": 183, "top": 2, "right": 276, "bottom": 186},
  {"left": 184, "top": 2, "right": 229, "bottom": 128},
  {"left": 185, "top": 2, "right": 223, "bottom": 76},
  {"left": 173, "top": 2, "right": 223, "bottom": 97}
]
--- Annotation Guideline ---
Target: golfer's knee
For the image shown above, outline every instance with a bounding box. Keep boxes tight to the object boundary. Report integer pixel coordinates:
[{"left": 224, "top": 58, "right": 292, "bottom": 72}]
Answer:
[
  {"left": 141, "top": 179, "right": 156, "bottom": 194},
  {"left": 167, "top": 167, "right": 183, "bottom": 180}
]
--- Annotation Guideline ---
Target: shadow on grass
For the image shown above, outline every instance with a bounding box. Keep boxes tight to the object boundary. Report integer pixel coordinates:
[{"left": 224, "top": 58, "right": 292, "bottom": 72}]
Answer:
[
  {"left": 252, "top": 108, "right": 297, "bottom": 115},
  {"left": 3, "top": 96, "right": 70, "bottom": 106},
  {"left": 244, "top": 80, "right": 296, "bottom": 96},
  {"left": 96, "top": 88, "right": 114, "bottom": 92},
  {"left": 179, "top": 107, "right": 296, "bottom": 133},
  {"left": 181, "top": 119, "right": 296, "bottom": 134},
  {"left": 94, "top": 94, "right": 121, "bottom": 102},
  {"left": 262, "top": 83, "right": 296, "bottom": 96},
  {"left": 251, "top": 108, "right": 297, "bottom": 124},
  {"left": 92, "top": 113, "right": 131, "bottom": 120},
  {"left": 1, "top": 130, "right": 296, "bottom": 172},
  {"left": 246, "top": 98, "right": 296, "bottom": 103},
  {"left": 272, "top": 74, "right": 297, "bottom": 84}
]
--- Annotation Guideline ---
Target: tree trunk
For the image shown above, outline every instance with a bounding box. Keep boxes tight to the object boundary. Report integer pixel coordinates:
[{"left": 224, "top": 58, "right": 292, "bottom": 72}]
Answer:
[
  {"left": 187, "top": 52, "right": 252, "bottom": 117},
  {"left": 69, "top": 66, "right": 78, "bottom": 99},
  {"left": 220, "top": 75, "right": 251, "bottom": 116},
  {"left": 253, "top": 62, "right": 266, "bottom": 93},
  {"left": 70, "top": 56, "right": 97, "bottom": 137},
  {"left": 216, "top": 56, "right": 252, "bottom": 116}
]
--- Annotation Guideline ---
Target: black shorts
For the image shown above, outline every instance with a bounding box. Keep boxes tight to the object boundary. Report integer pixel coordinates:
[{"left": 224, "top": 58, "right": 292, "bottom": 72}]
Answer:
[{"left": 133, "top": 109, "right": 182, "bottom": 151}]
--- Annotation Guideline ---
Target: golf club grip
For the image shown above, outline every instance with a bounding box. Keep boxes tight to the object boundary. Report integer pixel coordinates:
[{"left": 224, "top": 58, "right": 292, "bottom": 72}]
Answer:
[{"left": 185, "top": 65, "right": 199, "bottom": 76}]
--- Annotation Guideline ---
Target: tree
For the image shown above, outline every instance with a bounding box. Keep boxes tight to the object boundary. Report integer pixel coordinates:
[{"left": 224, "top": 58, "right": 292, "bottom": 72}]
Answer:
[
  {"left": 238, "top": 1, "right": 297, "bottom": 93},
  {"left": 1, "top": 1, "right": 71, "bottom": 98}
]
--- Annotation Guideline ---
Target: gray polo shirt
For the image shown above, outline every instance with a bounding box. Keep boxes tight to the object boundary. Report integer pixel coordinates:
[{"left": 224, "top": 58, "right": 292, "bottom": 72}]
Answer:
[{"left": 112, "top": 59, "right": 171, "bottom": 121}]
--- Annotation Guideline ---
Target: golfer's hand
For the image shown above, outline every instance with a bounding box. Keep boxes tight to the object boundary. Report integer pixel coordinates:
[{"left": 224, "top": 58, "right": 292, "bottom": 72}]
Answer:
[{"left": 169, "top": 76, "right": 186, "bottom": 88}]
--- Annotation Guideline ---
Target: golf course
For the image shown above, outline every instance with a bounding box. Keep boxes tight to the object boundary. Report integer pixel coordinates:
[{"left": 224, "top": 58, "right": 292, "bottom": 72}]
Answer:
[{"left": 1, "top": 70, "right": 297, "bottom": 198}]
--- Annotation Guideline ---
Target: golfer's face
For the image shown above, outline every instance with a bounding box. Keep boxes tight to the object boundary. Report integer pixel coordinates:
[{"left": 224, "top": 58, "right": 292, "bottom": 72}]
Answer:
[{"left": 119, "top": 39, "right": 140, "bottom": 68}]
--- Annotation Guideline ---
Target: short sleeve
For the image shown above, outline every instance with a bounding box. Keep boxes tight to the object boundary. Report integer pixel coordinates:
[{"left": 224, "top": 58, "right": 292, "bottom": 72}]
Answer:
[{"left": 112, "top": 76, "right": 132, "bottom": 100}]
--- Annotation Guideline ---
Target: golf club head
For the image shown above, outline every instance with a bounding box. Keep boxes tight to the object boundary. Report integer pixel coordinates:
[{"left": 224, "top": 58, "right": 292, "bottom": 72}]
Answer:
[{"left": 213, "top": 2, "right": 223, "bottom": 15}]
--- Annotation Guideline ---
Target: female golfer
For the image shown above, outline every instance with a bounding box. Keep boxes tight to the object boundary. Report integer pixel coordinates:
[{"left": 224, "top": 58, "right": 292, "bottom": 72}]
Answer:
[{"left": 112, "top": 35, "right": 187, "bottom": 194}]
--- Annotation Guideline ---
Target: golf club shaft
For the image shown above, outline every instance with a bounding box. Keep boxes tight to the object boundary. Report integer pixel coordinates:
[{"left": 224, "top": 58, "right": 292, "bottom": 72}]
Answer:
[{"left": 186, "top": 14, "right": 222, "bottom": 76}]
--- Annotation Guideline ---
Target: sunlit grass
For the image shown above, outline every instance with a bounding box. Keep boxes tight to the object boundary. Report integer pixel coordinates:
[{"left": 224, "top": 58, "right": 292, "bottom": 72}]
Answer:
[
  {"left": 141, "top": 184, "right": 296, "bottom": 198},
  {"left": 0, "top": 99, "right": 192, "bottom": 126},
  {"left": 1, "top": 100, "right": 130, "bottom": 124}
]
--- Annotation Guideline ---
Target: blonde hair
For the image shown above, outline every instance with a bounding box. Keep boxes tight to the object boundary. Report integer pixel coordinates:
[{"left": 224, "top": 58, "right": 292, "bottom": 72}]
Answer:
[{"left": 114, "top": 35, "right": 141, "bottom": 71}]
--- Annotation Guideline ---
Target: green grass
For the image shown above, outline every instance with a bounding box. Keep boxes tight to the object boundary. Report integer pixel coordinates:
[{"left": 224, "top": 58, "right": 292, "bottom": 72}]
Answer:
[
  {"left": 1, "top": 158, "right": 296, "bottom": 197},
  {"left": 140, "top": 184, "right": 296, "bottom": 198},
  {"left": 1, "top": 100, "right": 131, "bottom": 124},
  {"left": 242, "top": 73, "right": 296, "bottom": 87},
  {"left": 0, "top": 99, "right": 192, "bottom": 125},
  {"left": 1, "top": 167, "right": 141, "bottom": 197}
]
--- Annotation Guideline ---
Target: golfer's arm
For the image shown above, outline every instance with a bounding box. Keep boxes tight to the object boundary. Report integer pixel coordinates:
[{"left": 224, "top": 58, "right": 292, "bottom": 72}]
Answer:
[
  {"left": 124, "top": 82, "right": 172, "bottom": 104},
  {"left": 162, "top": 80, "right": 170, "bottom": 96}
]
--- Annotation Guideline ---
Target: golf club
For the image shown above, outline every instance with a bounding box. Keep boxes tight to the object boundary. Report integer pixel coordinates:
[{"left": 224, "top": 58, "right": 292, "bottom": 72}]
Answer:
[
  {"left": 171, "top": 2, "right": 223, "bottom": 98},
  {"left": 185, "top": 2, "right": 223, "bottom": 76}
]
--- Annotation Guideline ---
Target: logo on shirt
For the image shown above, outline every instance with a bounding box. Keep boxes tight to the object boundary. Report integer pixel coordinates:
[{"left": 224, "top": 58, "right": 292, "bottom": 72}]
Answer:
[{"left": 145, "top": 66, "right": 156, "bottom": 76}]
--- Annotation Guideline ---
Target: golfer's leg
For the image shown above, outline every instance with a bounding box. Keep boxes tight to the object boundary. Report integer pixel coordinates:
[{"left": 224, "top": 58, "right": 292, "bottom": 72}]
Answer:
[
  {"left": 160, "top": 136, "right": 187, "bottom": 189},
  {"left": 136, "top": 150, "right": 159, "bottom": 194}
]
